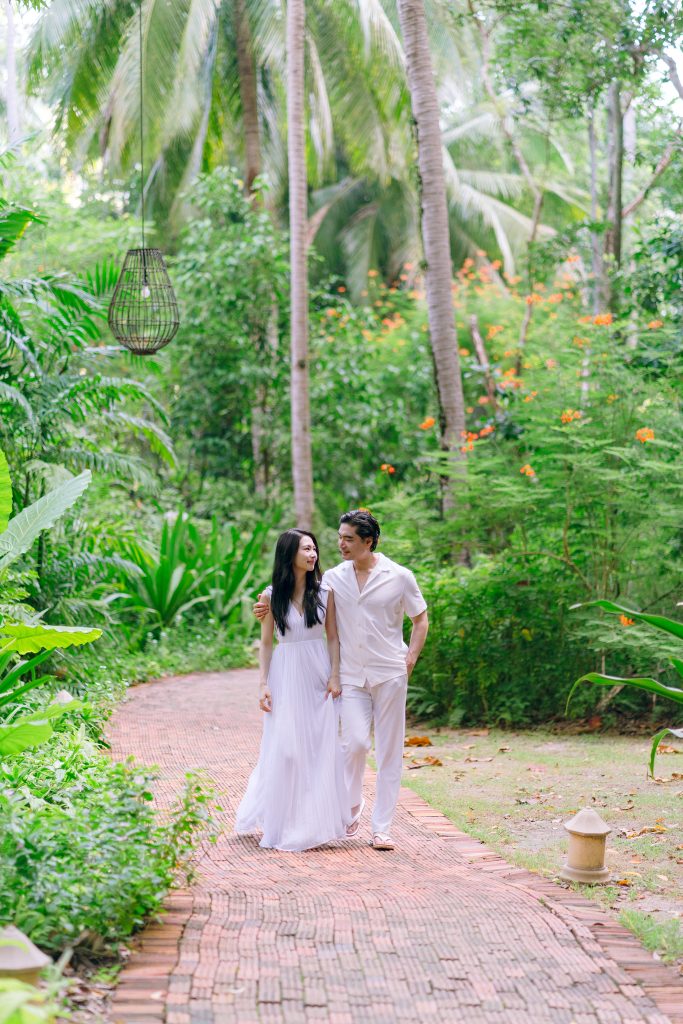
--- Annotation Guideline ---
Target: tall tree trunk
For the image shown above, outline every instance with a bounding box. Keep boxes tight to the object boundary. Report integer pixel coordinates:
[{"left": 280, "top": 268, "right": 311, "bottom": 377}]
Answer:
[
  {"left": 287, "top": 0, "right": 314, "bottom": 529},
  {"left": 234, "top": 0, "right": 261, "bottom": 194},
  {"left": 604, "top": 80, "right": 623, "bottom": 312},
  {"left": 397, "top": 0, "right": 465, "bottom": 512},
  {"left": 587, "top": 102, "right": 604, "bottom": 315},
  {"left": 5, "top": 0, "right": 20, "bottom": 145}
]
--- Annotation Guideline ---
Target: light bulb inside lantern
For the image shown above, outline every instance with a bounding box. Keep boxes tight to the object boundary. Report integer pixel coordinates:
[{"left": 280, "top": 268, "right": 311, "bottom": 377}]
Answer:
[{"left": 141, "top": 283, "right": 152, "bottom": 299}]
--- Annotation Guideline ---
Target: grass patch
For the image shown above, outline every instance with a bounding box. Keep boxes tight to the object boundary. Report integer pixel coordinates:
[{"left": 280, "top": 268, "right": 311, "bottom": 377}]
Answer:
[
  {"left": 619, "top": 909, "right": 683, "bottom": 964},
  {"left": 401, "top": 725, "right": 683, "bottom": 960}
]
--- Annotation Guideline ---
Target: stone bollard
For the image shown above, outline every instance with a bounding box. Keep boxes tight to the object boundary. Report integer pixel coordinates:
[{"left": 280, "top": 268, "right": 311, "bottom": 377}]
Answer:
[
  {"left": 0, "top": 926, "right": 51, "bottom": 986},
  {"left": 559, "top": 808, "right": 611, "bottom": 884}
]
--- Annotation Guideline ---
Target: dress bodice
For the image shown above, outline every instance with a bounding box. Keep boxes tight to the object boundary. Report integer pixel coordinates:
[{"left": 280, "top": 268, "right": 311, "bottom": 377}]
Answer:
[{"left": 264, "top": 585, "right": 328, "bottom": 644}]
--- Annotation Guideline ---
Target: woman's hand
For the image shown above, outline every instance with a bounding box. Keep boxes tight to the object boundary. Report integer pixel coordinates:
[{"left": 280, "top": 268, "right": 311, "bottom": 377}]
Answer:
[
  {"left": 326, "top": 677, "right": 342, "bottom": 700},
  {"left": 253, "top": 592, "right": 271, "bottom": 621},
  {"left": 259, "top": 686, "right": 272, "bottom": 712}
]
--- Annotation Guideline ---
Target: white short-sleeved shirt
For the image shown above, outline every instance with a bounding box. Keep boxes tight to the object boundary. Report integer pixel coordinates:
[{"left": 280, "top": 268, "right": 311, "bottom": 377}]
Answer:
[{"left": 323, "top": 553, "right": 427, "bottom": 687}]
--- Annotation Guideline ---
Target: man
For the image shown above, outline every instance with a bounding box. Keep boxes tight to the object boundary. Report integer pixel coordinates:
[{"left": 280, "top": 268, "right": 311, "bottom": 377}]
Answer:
[{"left": 256, "top": 509, "right": 428, "bottom": 851}]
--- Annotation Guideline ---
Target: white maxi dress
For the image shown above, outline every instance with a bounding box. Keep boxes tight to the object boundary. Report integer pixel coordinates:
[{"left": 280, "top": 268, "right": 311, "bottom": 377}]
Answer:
[{"left": 235, "top": 586, "right": 351, "bottom": 851}]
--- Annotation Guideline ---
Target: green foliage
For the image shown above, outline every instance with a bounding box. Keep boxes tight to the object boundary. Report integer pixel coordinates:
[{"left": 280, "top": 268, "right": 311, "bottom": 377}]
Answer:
[
  {"left": 114, "top": 511, "right": 269, "bottom": 631},
  {"left": 0, "top": 729, "right": 215, "bottom": 955},
  {"left": 0, "top": 978, "right": 61, "bottom": 1024},
  {"left": 406, "top": 556, "right": 588, "bottom": 726},
  {"left": 568, "top": 600, "right": 683, "bottom": 773}
]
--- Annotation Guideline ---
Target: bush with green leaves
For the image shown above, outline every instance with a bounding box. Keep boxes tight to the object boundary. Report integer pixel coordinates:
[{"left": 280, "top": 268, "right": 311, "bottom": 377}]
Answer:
[
  {"left": 0, "top": 727, "right": 215, "bottom": 955},
  {"left": 114, "top": 511, "right": 270, "bottom": 632}
]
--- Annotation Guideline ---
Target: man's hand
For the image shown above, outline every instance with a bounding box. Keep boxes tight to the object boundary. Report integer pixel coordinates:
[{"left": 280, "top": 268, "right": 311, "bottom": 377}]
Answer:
[
  {"left": 326, "top": 676, "right": 342, "bottom": 699},
  {"left": 405, "top": 652, "right": 418, "bottom": 678},
  {"left": 253, "top": 591, "right": 270, "bottom": 621},
  {"left": 259, "top": 685, "right": 272, "bottom": 712}
]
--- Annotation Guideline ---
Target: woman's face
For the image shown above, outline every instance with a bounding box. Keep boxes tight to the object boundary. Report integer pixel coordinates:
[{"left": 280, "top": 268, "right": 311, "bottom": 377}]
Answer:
[{"left": 294, "top": 534, "right": 318, "bottom": 574}]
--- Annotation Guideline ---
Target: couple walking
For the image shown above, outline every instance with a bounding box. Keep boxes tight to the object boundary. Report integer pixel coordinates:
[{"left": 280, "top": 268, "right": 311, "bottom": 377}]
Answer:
[{"left": 235, "top": 509, "right": 428, "bottom": 852}]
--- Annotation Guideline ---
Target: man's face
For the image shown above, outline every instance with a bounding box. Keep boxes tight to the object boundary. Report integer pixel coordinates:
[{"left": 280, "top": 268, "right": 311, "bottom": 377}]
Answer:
[{"left": 338, "top": 524, "right": 373, "bottom": 560}]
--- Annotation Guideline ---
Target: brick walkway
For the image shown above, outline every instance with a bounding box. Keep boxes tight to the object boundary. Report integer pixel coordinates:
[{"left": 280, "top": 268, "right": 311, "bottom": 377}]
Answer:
[{"left": 107, "top": 670, "right": 682, "bottom": 1024}]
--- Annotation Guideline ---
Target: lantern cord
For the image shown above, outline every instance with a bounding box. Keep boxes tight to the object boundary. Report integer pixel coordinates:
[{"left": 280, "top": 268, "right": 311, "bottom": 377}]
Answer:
[{"left": 138, "top": 0, "right": 146, "bottom": 258}]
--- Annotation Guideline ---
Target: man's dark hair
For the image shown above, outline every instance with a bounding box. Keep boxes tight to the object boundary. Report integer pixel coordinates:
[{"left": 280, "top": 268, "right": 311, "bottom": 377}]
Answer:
[{"left": 339, "top": 509, "right": 381, "bottom": 551}]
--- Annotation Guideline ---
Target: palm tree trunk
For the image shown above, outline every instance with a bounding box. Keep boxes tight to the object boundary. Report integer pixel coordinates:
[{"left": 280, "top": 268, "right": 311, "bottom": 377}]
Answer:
[
  {"left": 287, "top": 0, "right": 314, "bottom": 528},
  {"left": 605, "top": 80, "right": 623, "bottom": 313},
  {"left": 234, "top": 0, "right": 261, "bottom": 194},
  {"left": 587, "top": 103, "right": 604, "bottom": 315},
  {"left": 5, "top": 0, "right": 20, "bottom": 145},
  {"left": 397, "top": 0, "right": 465, "bottom": 511}
]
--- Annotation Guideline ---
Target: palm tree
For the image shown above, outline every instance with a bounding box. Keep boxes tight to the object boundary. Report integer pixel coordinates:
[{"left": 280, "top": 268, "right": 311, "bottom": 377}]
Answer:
[
  {"left": 397, "top": 0, "right": 465, "bottom": 508},
  {"left": 287, "top": 0, "right": 313, "bottom": 528}
]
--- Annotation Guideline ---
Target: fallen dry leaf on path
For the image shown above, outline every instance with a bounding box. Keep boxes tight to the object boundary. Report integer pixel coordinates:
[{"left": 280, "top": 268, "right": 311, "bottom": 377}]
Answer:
[
  {"left": 498, "top": 746, "right": 511, "bottom": 753},
  {"left": 468, "top": 728, "right": 489, "bottom": 736},
  {"left": 407, "top": 756, "right": 443, "bottom": 770},
  {"left": 616, "top": 879, "right": 632, "bottom": 886},
  {"left": 405, "top": 735, "right": 432, "bottom": 747},
  {"left": 656, "top": 744, "right": 681, "bottom": 754},
  {"left": 625, "top": 824, "right": 669, "bottom": 838},
  {"left": 464, "top": 755, "right": 494, "bottom": 763}
]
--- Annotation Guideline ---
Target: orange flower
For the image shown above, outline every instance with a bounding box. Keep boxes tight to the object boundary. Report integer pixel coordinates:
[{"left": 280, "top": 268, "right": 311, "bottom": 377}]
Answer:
[
  {"left": 337, "top": 285, "right": 346, "bottom": 293},
  {"left": 525, "top": 293, "right": 543, "bottom": 305},
  {"left": 523, "top": 391, "right": 538, "bottom": 403},
  {"left": 325, "top": 308, "right": 337, "bottom": 317},
  {"left": 578, "top": 315, "right": 593, "bottom": 323},
  {"left": 503, "top": 348, "right": 516, "bottom": 358},
  {"left": 399, "top": 274, "right": 408, "bottom": 281},
  {"left": 368, "top": 269, "right": 379, "bottom": 278},
  {"left": 606, "top": 393, "right": 619, "bottom": 403},
  {"left": 462, "top": 257, "right": 474, "bottom": 269},
  {"left": 567, "top": 254, "right": 580, "bottom": 263},
  {"left": 404, "top": 262, "right": 414, "bottom": 270},
  {"left": 573, "top": 336, "right": 589, "bottom": 348},
  {"left": 635, "top": 427, "right": 655, "bottom": 443},
  {"left": 520, "top": 464, "right": 536, "bottom": 478},
  {"left": 477, "top": 396, "right": 490, "bottom": 405},
  {"left": 491, "top": 259, "right": 502, "bottom": 270},
  {"left": 619, "top": 614, "right": 635, "bottom": 627},
  {"left": 561, "top": 408, "right": 582, "bottom": 424},
  {"left": 460, "top": 441, "right": 475, "bottom": 453},
  {"left": 361, "top": 329, "right": 372, "bottom": 340},
  {"left": 360, "top": 289, "right": 368, "bottom": 297},
  {"left": 479, "top": 424, "right": 495, "bottom": 437},
  {"left": 487, "top": 324, "right": 504, "bottom": 339},
  {"left": 380, "top": 463, "right": 396, "bottom": 474},
  {"left": 458, "top": 347, "right": 470, "bottom": 356},
  {"left": 593, "top": 312, "right": 613, "bottom": 326},
  {"left": 466, "top": 406, "right": 474, "bottom": 414},
  {"left": 419, "top": 417, "right": 436, "bottom": 430},
  {"left": 546, "top": 358, "right": 557, "bottom": 370},
  {"left": 647, "top": 319, "right": 664, "bottom": 329},
  {"left": 547, "top": 293, "right": 564, "bottom": 304}
]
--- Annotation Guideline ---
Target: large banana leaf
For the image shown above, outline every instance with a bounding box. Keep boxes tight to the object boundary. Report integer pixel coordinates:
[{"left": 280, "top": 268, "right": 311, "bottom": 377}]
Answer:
[
  {"left": 0, "top": 470, "right": 91, "bottom": 571},
  {"left": 0, "top": 621, "right": 102, "bottom": 655},
  {"left": 572, "top": 599, "right": 683, "bottom": 641},
  {"left": 0, "top": 699, "right": 82, "bottom": 756},
  {"left": 0, "top": 450, "right": 11, "bottom": 534},
  {"left": 649, "top": 727, "right": 683, "bottom": 775},
  {"left": 566, "top": 670, "right": 683, "bottom": 714}
]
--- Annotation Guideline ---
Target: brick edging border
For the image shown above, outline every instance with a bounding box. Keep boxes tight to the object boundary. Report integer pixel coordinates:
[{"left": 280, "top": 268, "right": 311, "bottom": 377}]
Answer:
[{"left": 399, "top": 787, "right": 683, "bottom": 1024}]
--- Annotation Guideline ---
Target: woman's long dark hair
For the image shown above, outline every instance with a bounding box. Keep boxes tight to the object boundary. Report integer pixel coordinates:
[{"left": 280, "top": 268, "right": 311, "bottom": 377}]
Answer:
[{"left": 270, "top": 529, "right": 324, "bottom": 635}]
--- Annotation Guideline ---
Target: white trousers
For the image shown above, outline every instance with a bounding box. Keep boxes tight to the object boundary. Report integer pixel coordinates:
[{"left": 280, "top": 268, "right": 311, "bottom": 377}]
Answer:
[{"left": 341, "top": 674, "right": 408, "bottom": 835}]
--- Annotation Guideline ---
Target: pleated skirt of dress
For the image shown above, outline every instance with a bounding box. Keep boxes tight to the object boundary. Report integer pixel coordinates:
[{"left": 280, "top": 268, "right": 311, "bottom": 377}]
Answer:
[{"left": 235, "top": 638, "right": 351, "bottom": 851}]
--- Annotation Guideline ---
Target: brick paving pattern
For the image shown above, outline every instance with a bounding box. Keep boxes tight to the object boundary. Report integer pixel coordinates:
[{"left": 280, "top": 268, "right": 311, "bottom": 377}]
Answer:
[{"left": 107, "top": 670, "right": 683, "bottom": 1023}]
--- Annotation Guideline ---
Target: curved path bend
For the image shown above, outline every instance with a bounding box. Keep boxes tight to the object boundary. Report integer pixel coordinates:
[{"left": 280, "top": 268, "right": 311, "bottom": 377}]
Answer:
[{"left": 107, "top": 670, "right": 682, "bottom": 1024}]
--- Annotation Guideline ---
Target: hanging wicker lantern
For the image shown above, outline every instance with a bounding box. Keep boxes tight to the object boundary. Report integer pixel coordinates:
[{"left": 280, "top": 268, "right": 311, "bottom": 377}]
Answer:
[
  {"left": 108, "top": 248, "right": 179, "bottom": 355},
  {"left": 108, "top": 2, "right": 180, "bottom": 355}
]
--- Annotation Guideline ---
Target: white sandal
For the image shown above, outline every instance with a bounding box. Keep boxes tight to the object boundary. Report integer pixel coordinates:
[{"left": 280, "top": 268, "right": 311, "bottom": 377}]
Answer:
[
  {"left": 345, "top": 798, "right": 365, "bottom": 837},
  {"left": 371, "top": 832, "right": 395, "bottom": 851}
]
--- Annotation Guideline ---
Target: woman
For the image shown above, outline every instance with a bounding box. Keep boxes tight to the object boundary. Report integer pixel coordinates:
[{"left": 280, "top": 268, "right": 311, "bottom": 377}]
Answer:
[{"left": 235, "top": 529, "right": 351, "bottom": 851}]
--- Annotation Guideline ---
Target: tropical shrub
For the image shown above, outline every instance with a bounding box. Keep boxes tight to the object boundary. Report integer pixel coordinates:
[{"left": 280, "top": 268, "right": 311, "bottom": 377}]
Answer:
[
  {"left": 0, "top": 728, "right": 214, "bottom": 954},
  {"left": 0, "top": 449, "right": 101, "bottom": 753},
  {"left": 568, "top": 600, "right": 683, "bottom": 773},
  {"left": 114, "top": 512, "right": 269, "bottom": 632}
]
